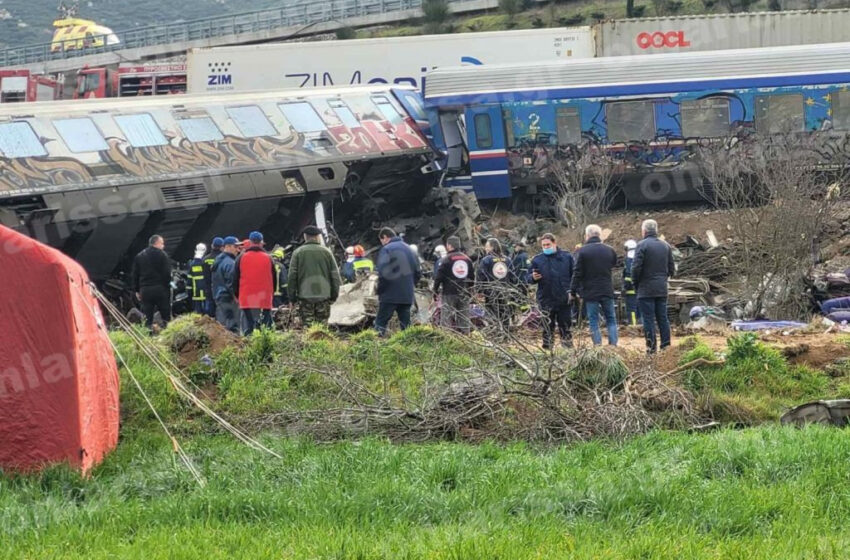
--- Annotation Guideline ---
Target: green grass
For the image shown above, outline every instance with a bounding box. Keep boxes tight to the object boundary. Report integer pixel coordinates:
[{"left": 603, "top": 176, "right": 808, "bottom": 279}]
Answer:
[
  {"left": 5, "top": 427, "right": 850, "bottom": 558},
  {"left": 681, "top": 334, "right": 840, "bottom": 424},
  {"left": 7, "top": 324, "right": 850, "bottom": 557}
]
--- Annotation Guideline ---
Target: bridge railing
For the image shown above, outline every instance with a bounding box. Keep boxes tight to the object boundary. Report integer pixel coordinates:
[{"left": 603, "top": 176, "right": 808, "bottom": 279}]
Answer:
[{"left": 0, "top": 0, "right": 425, "bottom": 67}]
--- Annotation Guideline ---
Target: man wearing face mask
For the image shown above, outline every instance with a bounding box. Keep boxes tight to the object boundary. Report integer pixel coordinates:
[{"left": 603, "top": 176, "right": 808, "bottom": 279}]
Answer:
[{"left": 528, "top": 233, "right": 574, "bottom": 350}]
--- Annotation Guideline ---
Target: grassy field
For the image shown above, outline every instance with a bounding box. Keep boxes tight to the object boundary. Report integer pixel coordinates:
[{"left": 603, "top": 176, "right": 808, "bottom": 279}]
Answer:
[
  {"left": 5, "top": 320, "right": 850, "bottom": 558},
  {"left": 5, "top": 427, "right": 850, "bottom": 558}
]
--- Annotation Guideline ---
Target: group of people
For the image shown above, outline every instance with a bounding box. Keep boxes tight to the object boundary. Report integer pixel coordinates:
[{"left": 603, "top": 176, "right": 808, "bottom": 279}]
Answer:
[
  {"left": 131, "top": 218, "right": 675, "bottom": 353},
  {"left": 430, "top": 219, "right": 675, "bottom": 353}
]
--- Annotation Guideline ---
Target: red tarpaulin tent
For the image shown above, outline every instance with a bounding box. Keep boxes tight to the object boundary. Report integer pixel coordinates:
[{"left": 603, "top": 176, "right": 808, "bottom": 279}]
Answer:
[{"left": 0, "top": 225, "right": 119, "bottom": 474}]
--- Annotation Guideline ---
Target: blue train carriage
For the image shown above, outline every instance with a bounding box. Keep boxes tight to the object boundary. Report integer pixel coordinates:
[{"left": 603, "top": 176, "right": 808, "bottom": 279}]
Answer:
[
  {"left": 0, "top": 86, "right": 438, "bottom": 280},
  {"left": 423, "top": 42, "right": 850, "bottom": 204}
]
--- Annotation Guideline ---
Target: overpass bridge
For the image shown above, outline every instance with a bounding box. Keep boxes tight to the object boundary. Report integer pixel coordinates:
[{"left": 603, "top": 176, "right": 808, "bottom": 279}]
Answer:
[{"left": 3, "top": 0, "right": 510, "bottom": 74}]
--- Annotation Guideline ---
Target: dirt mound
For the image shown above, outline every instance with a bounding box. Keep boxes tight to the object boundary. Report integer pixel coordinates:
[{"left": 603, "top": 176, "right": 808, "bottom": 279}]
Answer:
[{"left": 167, "top": 315, "right": 242, "bottom": 368}]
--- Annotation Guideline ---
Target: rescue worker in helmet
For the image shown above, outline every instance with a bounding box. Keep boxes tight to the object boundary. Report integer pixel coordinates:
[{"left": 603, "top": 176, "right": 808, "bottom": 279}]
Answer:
[
  {"left": 187, "top": 243, "right": 208, "bottom": 315},
  {"left": 351, "top": 244, "right": 374, "bottom": 280},
  {"left": 341, "top": 246, "right": 357, "bottom": 283},
  {"left": 270, "top": 246, "right": 289, "bottom": 308},
  {"left": 623, "top": 239, "right": 640, "bottom": 326},
  {"left": 433, "top": 244, "right": 447, "bottom": 280},
  {"left": 476, "top": 238, "right": 514, "bottom": 332}
]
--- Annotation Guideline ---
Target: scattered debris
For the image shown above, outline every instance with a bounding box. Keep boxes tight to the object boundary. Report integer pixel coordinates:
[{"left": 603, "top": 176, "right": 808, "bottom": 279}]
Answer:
[
  {"left": 781, "top": 400, "right": 850, "bottom": 427},
  {"left": 731, "top": 320, "right": 808, "bottom": 332}
]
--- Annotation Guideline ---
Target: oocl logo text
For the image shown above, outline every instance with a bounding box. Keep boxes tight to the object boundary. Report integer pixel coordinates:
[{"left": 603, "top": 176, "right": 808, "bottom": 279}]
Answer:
[{"left": 636, "top": 31, "right": 691, "bottom": 50}]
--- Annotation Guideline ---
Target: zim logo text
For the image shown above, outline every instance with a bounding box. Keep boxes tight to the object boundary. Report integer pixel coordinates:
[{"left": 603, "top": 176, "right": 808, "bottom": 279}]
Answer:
[
  {"left": 208, "top": 74, "right": 232, "bottom": 86},
  {"left": 207, "top": 61, "right": 232, "bottom": 86}
]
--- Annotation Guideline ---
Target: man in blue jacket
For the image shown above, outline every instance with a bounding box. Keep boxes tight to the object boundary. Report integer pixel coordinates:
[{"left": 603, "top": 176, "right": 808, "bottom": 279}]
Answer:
[
  {"left": 632, "top": 219, "right": 676, "bottom": 354},
  {"left": 528, "top": 233, "right": 574, "bottom": 350},
  {"left": 571, "top": 224, "right": 618, "bottom": 346},
  {"left": 211, "top": 236, "right": 240, "bottom": 333},
  {"left": 375, "top": 227, "right": 421, "bottom": 336}
]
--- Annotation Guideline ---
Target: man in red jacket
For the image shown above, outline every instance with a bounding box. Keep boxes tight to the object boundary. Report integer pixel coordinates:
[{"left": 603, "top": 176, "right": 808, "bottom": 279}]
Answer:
[{"left": 233, "top": 231, "right": 276, "bottom": 336}]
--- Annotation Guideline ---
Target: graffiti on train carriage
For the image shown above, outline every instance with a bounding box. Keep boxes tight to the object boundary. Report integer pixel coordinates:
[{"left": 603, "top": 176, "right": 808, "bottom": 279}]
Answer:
[
  {"left": 500, "top": 83, "right": 849, "bottom": 183},
  {"left": 0, "top": 94, "right": 424, "bottom": 195}
]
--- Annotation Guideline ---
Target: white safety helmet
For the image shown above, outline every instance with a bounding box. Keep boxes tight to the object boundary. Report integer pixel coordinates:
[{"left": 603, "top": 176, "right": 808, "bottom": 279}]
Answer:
[
  {"left": 194, "top": 243, "right": 207, "bottom": 259},
  {"left": 434, "top": 244, "right": 447, "bottom": 258},
  {"left": 409, "top": 244, "right": 419, "bottom": 256},
  {"left": 624, "top": 239, "right": 637, "bottom": 250}
]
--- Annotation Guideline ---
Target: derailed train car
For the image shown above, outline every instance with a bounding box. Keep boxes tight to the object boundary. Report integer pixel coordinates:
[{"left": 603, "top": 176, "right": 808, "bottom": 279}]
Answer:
[
  {"left": 424, "top": 42, "right": 850, "bottom": 204},
  {"left": 0, "top": 86, "right": 438, "bottom": 279}
]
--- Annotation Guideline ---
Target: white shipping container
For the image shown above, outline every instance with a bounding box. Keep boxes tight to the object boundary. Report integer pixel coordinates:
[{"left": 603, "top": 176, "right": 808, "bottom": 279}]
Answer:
[
  {"left": 595, "top": 9, "right": 850, "bottom": 56},
  {"left": 187, "top": 27, "right": 594, "bottom": 94}
]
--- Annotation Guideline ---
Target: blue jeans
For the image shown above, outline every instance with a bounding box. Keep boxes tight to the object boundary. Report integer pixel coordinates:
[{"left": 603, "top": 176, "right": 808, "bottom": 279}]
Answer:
[
  {"left": 375, "top": 302, "right": 412, "bottom": 337},
  {"left": 585, "top": 298, "right": 618, "bottom": 346},
  {"left": 639, "top": 297, "right": 671, "bottom": 353}
]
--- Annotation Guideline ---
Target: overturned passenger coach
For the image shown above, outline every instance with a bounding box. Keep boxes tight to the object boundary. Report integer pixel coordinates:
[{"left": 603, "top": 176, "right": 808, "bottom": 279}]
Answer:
[{"left": 0, "top": 86, "right": 439, "bottom": 280}]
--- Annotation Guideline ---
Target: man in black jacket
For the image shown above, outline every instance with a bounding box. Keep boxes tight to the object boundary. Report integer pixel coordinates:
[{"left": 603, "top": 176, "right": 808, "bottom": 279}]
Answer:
[
  {"left": 433, "top": 236, "right": 474, "bottom": 334},
  {"left": 132, "top": 234, "right": 172, "bottom": 330},
  {"left": 632, "top": 219, "right": 676, "bottom": 354},
  {"left": 571, "top": 224, "right": 618, "bottom": 346}
]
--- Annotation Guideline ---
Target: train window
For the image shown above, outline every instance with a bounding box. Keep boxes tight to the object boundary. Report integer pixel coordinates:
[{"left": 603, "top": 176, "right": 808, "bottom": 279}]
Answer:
[
  {"left": 372, "top": 96, "right": 404, "bottom": 125},
  {"left": 680, "top": 98, "right": 730, "bottom": 138},
  {"left": 831, "top": 90, "right": 850, "bottom": 130},
  {"left": 556, "top": 106, "right": 582, "bottom": 144},
  {"left": 0, "top": 121, "right": 46, "bottom": 158},
  {"left": 114, "top": 114, "right": 167, "bottom": 147},
  {"left": 53, "top": 118, "right": 108, "bottom": 153},
  {"left": 755, "top": 94, "right": 804, "bottom": 134},
  {"left": 178, "top": 117, "right": 223, "bottom": 142},
  {"left": 474, "top": 113, "right": 493, "bottom": 149},
  {"left": 397, "top": 91, "right": 426, "bottom": 121},
  {"left": 439, "top": 111, "right": 465, "bottom": 170},
  {"left": 226, "top": 105, "right": 277, "bottom": 138},
  {"left": 279, "top": 102, "right": 327, "bottom": 133},
  {"left": 606, "top": 101, "right": 655, "bottom": 142},
  {"left": 328, "top": 100, "right": 361, "bottom": 130}
]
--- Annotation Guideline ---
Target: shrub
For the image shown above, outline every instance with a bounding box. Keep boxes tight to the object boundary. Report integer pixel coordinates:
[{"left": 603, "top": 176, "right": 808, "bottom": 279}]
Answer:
[
  {"left": 679, "top": 337, "right": 717, "bottom": 365},
  {"left": 726, "top": 333, "right": 785, "bottom": 372},
  {"left": 245, "top": 328, "right": 278, "bottom": 365},
  {"left": 335, "top": 27, "right": 356, "bottom": 40},
  {"left": 569, "top": 348, "right": 628, "bottom": 390},
  {"left": 499, "top": 0, "right": 528, "bottom": 17},
  {"left": 560, "top": 13, "right": 585, "bottom": 25},
  {"left": 422, "top": 0, "right": 450, "bottom": 24}
]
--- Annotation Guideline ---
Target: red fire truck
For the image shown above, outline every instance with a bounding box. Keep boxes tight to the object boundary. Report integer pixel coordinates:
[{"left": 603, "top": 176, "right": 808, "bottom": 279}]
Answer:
[
  {"left": 74, "top": 63, "right": 187, "bottom": 99},
  {"left": 0, "top": 70, "right": 61, "bottom": 103}
]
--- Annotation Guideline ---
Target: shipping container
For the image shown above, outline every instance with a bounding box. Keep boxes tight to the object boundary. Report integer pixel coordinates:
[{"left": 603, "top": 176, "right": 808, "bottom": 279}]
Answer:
[
  {"left": 187, "top": 27, "right": 594, "bottom": 94},
  {"left": 595, "top": 9, "right": 850, "bottom": 57}
]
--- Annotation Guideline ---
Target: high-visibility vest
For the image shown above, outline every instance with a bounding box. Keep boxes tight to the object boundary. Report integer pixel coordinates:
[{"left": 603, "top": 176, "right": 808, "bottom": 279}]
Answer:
[
  {"left": 274, "top": 262, "right": 287, "bottom": 297},
  {"left": 189, "top": 260, "right": 205, "bottom": 301},
  {"left": 352, "top": 258, "right": 374, "bottom": 275}
]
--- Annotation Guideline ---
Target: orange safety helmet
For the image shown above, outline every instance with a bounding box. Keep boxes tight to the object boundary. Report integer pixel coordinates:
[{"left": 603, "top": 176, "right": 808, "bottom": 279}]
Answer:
[{"left": 353, "top": 244, "right": 366, "bottom": 257}]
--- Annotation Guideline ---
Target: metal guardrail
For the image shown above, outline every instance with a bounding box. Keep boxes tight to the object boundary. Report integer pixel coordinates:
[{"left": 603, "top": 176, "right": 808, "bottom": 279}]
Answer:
[{"left": 0, "top": 0, "right": 430, "bottom": 67}]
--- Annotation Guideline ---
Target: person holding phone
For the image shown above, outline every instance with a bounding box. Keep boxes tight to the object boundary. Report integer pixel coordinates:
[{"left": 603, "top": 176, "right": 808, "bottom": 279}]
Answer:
[{"left": 528, "top": 233, "right": 574, "bottom": 350}]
